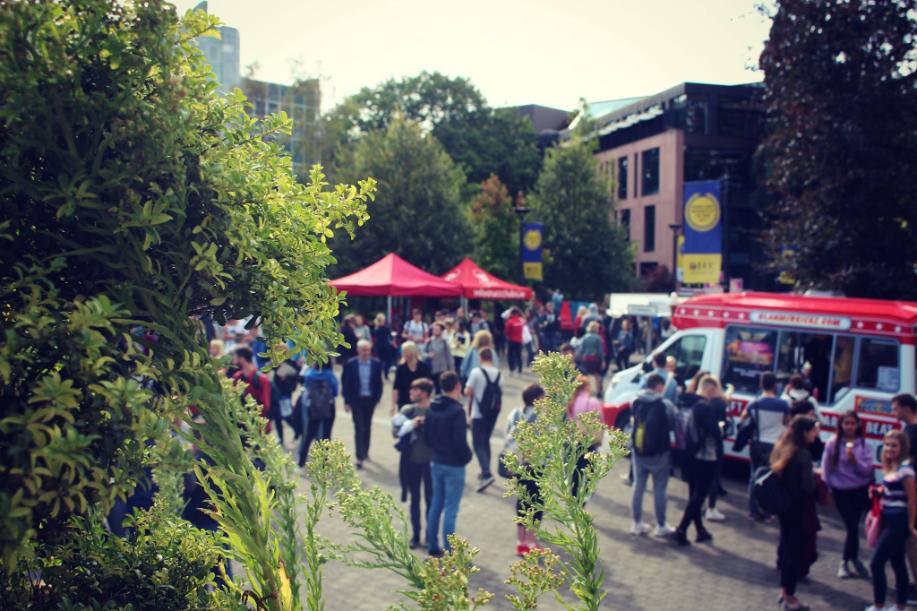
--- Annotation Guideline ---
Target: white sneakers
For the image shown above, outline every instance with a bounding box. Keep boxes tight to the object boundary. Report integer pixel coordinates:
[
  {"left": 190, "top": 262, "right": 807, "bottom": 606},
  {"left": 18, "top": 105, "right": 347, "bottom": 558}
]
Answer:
[
  {"left": 838, "top": 560, "right": 854, "bottom": 579},
  {"left": 630, "top": 522, "right": 651, "bottom": 536},
  {"left": 654, "top": 524, "right": 676, "bottom": 537},
  {"left": 705, "top": 507, "right": 726, "bottom": 522}
]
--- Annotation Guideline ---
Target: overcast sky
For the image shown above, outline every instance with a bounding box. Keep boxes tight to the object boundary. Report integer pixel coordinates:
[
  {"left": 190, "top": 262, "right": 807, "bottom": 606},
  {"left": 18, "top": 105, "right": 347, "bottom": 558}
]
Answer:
[{"left": 173, "top": 0, "right": 772, "bottom": 111}]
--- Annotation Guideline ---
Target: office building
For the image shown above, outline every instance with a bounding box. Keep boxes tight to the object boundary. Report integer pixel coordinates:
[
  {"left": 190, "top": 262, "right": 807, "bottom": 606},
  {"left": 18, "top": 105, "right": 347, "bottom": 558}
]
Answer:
[{"left": 192, "top": 2, "right": 240, "bottom": 93}]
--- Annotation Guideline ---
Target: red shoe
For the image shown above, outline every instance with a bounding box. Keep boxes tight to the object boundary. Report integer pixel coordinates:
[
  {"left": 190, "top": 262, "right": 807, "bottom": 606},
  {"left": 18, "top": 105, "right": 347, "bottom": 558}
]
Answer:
[{"left": 516, "top": 544, "right": 531, "bottom": 557}]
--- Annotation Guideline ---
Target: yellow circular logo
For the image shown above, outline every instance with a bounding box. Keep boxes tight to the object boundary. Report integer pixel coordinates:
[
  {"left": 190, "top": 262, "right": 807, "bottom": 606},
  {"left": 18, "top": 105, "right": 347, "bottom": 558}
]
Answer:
[
  {"left": 685, "top": 194, "right": 721, "bottom": 232},
  {"left": 524, "top": 229, "right": 542, "bottom": 250}
]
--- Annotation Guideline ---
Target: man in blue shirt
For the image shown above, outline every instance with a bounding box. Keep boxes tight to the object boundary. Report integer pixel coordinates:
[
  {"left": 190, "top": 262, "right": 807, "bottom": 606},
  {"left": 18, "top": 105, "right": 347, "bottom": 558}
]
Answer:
[
  {"left": 640, "top": 352, "right": 678, "bottom": 403},
  {"left": 342, "top": 339, "right": 383, "bottom": 469}
]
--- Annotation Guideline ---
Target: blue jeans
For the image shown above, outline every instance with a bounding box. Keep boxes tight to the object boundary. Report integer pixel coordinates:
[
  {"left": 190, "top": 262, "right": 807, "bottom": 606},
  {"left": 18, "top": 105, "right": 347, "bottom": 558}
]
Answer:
[
  {"left": 427, "top": 462, "right": 465, "bottom": 553},
  {"left": 631, "top": 451, "right": 670, "bottom": 526}
]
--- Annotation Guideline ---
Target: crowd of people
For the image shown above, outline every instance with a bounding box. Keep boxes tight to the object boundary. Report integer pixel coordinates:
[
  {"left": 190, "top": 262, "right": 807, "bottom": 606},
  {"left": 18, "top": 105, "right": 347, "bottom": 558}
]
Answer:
[{"left": 207, "top": 305, "right": 917, "bottom": 611}]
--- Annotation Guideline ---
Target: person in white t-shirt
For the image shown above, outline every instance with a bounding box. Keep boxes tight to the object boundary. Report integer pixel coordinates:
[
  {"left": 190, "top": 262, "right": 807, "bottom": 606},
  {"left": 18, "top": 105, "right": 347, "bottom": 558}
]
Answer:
[
  {"left": 464, "top": 348, "right": 501, "bottom": 493},
  {"left": 402, "top": 308, "right": 429, "bottom": 349}
]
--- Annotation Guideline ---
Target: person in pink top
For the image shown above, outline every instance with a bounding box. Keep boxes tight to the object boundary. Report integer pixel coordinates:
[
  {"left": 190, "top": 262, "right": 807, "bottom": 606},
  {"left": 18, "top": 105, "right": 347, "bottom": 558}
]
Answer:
[{"left": 568, "top": 375, "right": 603, "bottom": 500}]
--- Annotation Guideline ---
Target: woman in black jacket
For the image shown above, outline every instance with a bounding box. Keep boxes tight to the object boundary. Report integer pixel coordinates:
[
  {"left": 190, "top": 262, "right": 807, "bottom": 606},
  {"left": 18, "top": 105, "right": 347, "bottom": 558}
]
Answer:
[
  {"left": 771, "top": 415, "right": 820, "bottom": 611},
  {"left": 673, "top": 375, "right": 724, "bottom": 546}
]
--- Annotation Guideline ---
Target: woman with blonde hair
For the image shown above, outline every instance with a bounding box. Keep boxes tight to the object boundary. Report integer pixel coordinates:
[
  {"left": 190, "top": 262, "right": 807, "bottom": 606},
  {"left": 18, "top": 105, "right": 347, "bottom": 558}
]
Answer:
[
  {"left": 391, "top": 341, "right": 431, "bottom": 416},
  {"left": 460, "top": 329, "right": 499, "bottom": 382},
  {"left": 771, "top": 416, "right": 820, "bottom": 611}
]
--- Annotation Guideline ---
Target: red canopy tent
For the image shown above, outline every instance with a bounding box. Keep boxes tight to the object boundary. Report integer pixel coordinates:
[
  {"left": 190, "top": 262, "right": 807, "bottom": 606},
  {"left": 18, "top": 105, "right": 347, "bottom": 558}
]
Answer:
[
  {"left": 330, "top": 253, "right": 462, "bottom": 297},
  {"left": 440, "top": 258, "right": 533, "bottom": 301}
]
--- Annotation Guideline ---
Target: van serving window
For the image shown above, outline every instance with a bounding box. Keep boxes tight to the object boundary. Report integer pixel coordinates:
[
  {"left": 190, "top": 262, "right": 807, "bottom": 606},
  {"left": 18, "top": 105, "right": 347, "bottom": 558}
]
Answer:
[
  {"left": 722, "top": 326, "right": 778, "bottom": 393},
  {"left": 856, "top": 339, "right": 899, "bottom": 393}
]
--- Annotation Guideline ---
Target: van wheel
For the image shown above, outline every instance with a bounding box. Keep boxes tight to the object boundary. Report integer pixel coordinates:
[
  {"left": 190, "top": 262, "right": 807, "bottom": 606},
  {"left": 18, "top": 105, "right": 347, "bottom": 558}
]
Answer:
[{"left": 614, "top": 409, "right": 632, "bottom": 435}]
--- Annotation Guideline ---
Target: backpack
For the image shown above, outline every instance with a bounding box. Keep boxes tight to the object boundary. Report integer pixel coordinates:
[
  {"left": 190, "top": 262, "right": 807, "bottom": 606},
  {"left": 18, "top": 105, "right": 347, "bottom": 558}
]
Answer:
[
  {"left": 478, "top": 368, "right": 502, "bottom": 414},
  {"left": 753, "top": 466, "right": 791, "bottom": 516},
  {"left": 631, "top": 396, "right": 670, "bottom": 457},
  {"left": 307, "top": 377, "right": 334, "bottom": 420}
]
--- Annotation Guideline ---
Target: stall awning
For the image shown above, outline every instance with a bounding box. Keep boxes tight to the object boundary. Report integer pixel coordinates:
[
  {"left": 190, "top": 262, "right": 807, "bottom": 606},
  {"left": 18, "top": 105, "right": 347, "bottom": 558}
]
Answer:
[
  {"left": 330, "top": 253, "right": 462, "bottom": 297},
  {"left": 440, "top": 258, "right": 532, "bottom": 301}
]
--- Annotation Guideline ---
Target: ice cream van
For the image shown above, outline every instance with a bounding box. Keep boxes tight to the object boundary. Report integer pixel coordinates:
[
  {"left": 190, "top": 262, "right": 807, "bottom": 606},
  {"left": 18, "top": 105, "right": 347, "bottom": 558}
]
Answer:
[{"left": 602, "top": 292, "right": 917, "bottom": 463}]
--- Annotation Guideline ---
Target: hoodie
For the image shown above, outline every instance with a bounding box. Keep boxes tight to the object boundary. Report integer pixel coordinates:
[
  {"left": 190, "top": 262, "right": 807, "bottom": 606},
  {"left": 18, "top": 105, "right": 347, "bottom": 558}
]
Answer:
[{"left": 423, "top": 394, "right": 472, "bottom": 467}]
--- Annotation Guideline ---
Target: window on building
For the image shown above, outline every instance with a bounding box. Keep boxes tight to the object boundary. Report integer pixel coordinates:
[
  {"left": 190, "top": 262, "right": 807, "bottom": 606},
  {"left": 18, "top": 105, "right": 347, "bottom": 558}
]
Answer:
[
  {"left": 254, "top": 100, "right": 266, "bottom": 116},
  {"left": 643, "top": 205, "right": 655, "bottom": 252},
  {"left": 617, "top": 157, "right": 628, "bottom": 199},
  {"left": 722, "top": 326, "right": 778, "bottom": 394},
  {"left": 639, "top": 262, "right": 658, "bottom": 277},
  {"left": 642, "top": 148, "right": 660, "bottom": 195},
  {"left": 620, "top": 209, "right": 631, "bottom": 241},
  {"left": 633, "top": 153, "right": 639, "bottom": 197}
]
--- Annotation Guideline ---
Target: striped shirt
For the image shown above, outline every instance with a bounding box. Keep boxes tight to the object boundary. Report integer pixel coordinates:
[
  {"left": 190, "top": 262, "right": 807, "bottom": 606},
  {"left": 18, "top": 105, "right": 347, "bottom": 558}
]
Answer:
[{"left": 880, "top": 464, "right": 915, "bottom": 516}]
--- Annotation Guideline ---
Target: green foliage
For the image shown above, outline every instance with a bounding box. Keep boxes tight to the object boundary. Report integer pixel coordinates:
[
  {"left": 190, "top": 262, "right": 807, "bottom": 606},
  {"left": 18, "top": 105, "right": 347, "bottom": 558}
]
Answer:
[
  {"left": 470, "top": 175, "right": 522, "bottom": 283},
  {"left": 323, "top": 72, "right": 542, "bottom": 197},
  {"left": 330, "top": 117, "right": 469, "bottom": 275},
  {"left": 0, "top": 0, "right": 372, "bottom": 607},
  {"left": 504, "top": 548, "right": 564, "bottom": 611},
  {"left": 503, "top": 353, "right": 628, "bottom": 610},
  {"left": 758, "top": 0, "right": 917, "bottom": 298},
  {"left": 529, "top": 139, "right": 635, "bottom": 299},
  {"left": 1, "top": 503, "right": 226, "bottom": 609}
]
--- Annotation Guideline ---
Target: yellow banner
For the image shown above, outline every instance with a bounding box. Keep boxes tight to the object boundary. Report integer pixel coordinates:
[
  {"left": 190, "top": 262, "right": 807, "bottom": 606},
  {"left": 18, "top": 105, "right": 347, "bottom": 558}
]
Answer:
[
  {"left": 682, "top": 253, "right": 721, "bottom": 284},
  {"left": 523, "top": 262, "right": 543, "bottom": 281}
]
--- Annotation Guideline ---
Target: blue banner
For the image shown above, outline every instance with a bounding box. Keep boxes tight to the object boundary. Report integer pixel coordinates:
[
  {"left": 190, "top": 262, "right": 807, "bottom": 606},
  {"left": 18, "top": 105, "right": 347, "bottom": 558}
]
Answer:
[
  {"left": 521, "top": 222, "right": 544, "bottom": 281},
  {"left": 682, "top": 180, "right": 722, "bottom": 284}
]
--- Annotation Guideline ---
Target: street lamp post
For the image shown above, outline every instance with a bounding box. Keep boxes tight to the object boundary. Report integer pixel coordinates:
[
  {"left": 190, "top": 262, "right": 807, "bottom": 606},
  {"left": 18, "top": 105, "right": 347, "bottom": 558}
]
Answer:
[
  {"left": 514, "top": 205, "right": 530, "bottom": 282},
  {"left": 668, "top": 223, "right": 682, "bottom": 291}
]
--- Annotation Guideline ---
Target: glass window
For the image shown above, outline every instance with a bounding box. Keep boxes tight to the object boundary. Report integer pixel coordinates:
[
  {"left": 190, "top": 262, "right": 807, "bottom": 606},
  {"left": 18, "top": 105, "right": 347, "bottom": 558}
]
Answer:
[
  {"left": 775, "top": 332, "right": 833, "bottom": 403},
  {"left": 642, "top": 148, "right": 660, "bottom": 196},
  {"left": 829, "top": 336, "right": 856, "bottom": 404},
  {"left": 617, "top": 157, "right": 628, "bottom": 200},
  {"left": 643, "top": 205, "right": 655, "bottom": 252},
  {"left": 267, "top": 101, "right": 279, "bottom": 114},
  {"left": 722, "top": 326, "right": 777, "bottom": 393},
  {"left": 664, "top": 335, "right": 707, "bottom": 386},
  {"left": 856, "top": 339, "right": 899, "bottom": 392},
  {"left": 619, "top": 209, "right": 630, "bottom": 241}
]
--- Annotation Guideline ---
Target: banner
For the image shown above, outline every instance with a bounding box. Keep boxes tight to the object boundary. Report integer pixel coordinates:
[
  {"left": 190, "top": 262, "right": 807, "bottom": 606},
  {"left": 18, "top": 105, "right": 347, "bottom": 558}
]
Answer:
[
  {"left": 682, "top": 180, "right": 722, "bottom": 284},
  {"left": 521, "top": 222, "right": 543, "bottom": 281}
]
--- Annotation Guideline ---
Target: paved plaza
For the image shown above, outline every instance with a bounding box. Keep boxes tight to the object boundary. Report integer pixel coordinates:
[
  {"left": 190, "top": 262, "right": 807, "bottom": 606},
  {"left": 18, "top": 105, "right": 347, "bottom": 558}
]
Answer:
[{"left": 289, "top": 365, "right": 874, "bottom": 610}]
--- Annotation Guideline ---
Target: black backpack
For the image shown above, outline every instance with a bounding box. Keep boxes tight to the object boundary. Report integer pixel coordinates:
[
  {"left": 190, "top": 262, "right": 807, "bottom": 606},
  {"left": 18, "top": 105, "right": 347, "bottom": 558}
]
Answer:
[
  {"left": 478, "top": 368, "right": 502, "bottom": 414},
  {"left": 753, "top": 466, "right": 790, "bottom": 515},
  {"left": 307, "top": 378, "right": 335, "bottom": 420},
  {"left": 631, "top": 396, "right": 670, "bottom": 457}
]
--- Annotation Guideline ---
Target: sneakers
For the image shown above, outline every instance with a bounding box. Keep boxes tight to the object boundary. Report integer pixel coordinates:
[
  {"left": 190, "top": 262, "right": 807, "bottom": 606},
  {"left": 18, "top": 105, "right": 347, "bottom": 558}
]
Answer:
[
  {"left": 837, "top": 560, "right": 854, "bottom": 579},
  {"left": 654, "top": 524, "right": 676, "bottom": 537},
  {"left": 695, "top": 529, "right": 713, "bottom": 544},
  {"left": 671, "top": 528, "right": 690, "bottom": 546},
  {"left": 705, "top": 507, "right": 726, "bottom": 522},
  {"left": 630, "top": 522, "right": 651, "bottom": 536},
  {"left": 851, "top": 558, "right": 870, "bottom": 578},
  {"left": 476, "top": 475, "right": 495, "bottom": 493}
]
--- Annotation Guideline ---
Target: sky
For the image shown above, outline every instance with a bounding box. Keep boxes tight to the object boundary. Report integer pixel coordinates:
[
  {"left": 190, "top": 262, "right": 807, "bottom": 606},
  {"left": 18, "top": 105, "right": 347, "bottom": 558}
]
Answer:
[{"left": 173, "top": 0, "right": 772, "bottom": 112}]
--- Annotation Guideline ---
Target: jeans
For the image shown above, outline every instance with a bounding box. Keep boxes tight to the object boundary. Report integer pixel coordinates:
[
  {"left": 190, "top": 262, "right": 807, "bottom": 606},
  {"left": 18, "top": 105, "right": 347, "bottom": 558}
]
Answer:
[
  {"left": 507, "top": 341, "right": 523, "bottom": 374},
  {"left": 777, "top": 507, "right": 804, "bottom": 596},
  {"left": 351, "top": 396, "right": 377, "bottom": 461},
  {"left": 471, "top": 411, "right": 499, "bottom": 479},
  {"left": 747, "top": 441, "right": 773, "bottom": 517},
  {"left": 297, "top": 411, "right": 335, "bottom": 467},
  {"left": 831, "top": 486, "right": 868, "bottom": 561},
  {"left": 677, "top": 458, "right": 716, "bottom": 534},
  {"left": 871, "top": 511, "right": 910, "bottom": 607},
  {"left": 406, "top": 460, "right": 432, "bottom": 542},
  {"left": 427, "top": 462, "right": 465, "bottom": 553},
  {"left": 631, "top": 451, "right": 671, "bottom": 526}
]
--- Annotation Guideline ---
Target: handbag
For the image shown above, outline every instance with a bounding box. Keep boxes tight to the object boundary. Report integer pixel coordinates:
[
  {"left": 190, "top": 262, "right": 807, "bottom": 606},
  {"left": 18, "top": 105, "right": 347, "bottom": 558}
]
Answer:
[{"left": 865, "top": 484, "right": 882, "bottom": 548}]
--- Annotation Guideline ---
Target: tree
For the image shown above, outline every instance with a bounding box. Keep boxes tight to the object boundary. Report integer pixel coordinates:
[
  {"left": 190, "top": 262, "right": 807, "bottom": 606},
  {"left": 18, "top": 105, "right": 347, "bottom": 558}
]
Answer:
[
  {"left": 529, "top": 139, "right": 635, "bottom": 299},
  {"left": 324, "top": 72, "right": 542, "bottom": 197},
  {"left": 330, "top": 117, "right": 470, "bottom": 275},
  {"left": 0, "top": 1, "right": 372, "bottom": 607},
  {"left": 470, "top": 175, "right": 521, "bottom": 282},
  {"left": 758, "top": 0, "right": 917, "bottom": 298}
]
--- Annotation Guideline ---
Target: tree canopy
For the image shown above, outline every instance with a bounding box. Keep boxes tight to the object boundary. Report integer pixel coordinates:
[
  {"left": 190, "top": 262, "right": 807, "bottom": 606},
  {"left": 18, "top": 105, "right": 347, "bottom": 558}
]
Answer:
[
  {"left": 470, "top": 175, "right": 522, "bottom": 283},
  {"left": 529, "top": 139, "right": 634, "bottom": 299},
  {"left": 758, "top": 0, "right": 917, "bottom": 298}
]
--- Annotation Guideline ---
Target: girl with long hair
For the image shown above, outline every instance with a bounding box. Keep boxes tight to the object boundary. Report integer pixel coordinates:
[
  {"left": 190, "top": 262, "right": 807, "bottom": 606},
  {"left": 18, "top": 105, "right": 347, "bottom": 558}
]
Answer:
[
  {"left": 460, "top": 329, "right": 499, "bottom": 382},
  {"left": 822, "top": 410, "right": 873, "bottom": 579},
  {"left": 771, "top": 415, "right": 819, "bottom": 611},
  {"left": 391, "top": 341, "right": 431, "bottom": 415},
  {"left": 867, "top": 430, "right": 917, "bottom": 611}
]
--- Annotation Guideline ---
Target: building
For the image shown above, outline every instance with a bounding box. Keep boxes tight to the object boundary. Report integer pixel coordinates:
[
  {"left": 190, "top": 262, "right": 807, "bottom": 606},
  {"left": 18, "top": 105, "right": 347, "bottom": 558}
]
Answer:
[
  {"left": 192, "top": 2, "right": 240, "bottom": 93},
  {"left": 567, "top": 82, "right": 765, "bottom": 288},
  {"left": 513, "top": 104, "right": 570, "bottom": 150}
]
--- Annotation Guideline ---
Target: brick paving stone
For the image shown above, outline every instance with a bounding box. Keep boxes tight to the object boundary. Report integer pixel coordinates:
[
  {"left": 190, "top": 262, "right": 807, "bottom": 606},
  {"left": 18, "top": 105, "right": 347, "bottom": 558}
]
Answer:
[{"left": 280, "top": 364, "right": 872, "bottom": 610}]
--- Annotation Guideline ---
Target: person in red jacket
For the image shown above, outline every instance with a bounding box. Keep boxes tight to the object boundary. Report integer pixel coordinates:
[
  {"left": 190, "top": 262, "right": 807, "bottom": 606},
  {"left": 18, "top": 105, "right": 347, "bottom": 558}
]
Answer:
[
  {"left": 503, "top": 307, "right": 525, "bottom": 376},
  {"left": 232, "top": 345, "right": 272, "bottom": 432}
]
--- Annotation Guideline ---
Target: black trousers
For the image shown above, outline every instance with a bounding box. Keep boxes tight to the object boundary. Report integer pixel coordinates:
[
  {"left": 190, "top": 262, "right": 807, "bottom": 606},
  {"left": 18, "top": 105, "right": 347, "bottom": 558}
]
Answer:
[
  {"left": 832, "top": 486, "right": 868, "bottom": 562},
  {"left": 677, "top": 459, "right": 716, "bottom": 534},
  {"left": 297, "top": 413, "right": 335, "bottom": 467},
  {"left": 471, "top": 410, "right": 499, "bottom": 478},
  {"left": 778, "top": 509, "right": 804, "bottom": 596},
  {"left": 405, "top": 460, "right": 432, "bottom": 541},
  {"left": 871, "top": 512, "right": 910, "bottom": 607},
  {"left": 351, "top": 397, "right": 377, "bottom": 461},
  {"left": 507, "top": 341, "right": 523, "bottom": 373}
]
